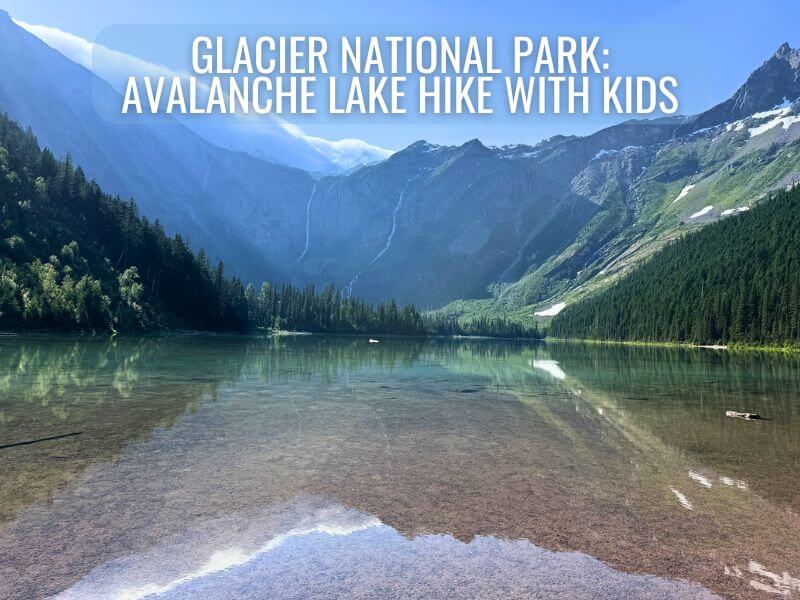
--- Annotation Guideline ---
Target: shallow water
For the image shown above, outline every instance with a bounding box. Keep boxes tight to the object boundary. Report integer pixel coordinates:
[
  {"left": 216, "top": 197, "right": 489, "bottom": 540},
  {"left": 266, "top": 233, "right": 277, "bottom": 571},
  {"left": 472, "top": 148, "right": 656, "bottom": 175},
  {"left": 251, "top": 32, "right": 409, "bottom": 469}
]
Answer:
[{"left": 0, "top": 335, "right": 798, "bottom": 599}]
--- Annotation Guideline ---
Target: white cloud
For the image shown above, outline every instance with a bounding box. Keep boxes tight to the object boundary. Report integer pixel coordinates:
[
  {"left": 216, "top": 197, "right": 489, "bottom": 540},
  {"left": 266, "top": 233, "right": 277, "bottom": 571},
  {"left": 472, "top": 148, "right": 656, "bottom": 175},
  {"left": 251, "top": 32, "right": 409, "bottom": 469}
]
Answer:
[
  {"left": 14, "top": 19, "right": 393, "bottom": 172},
  {"left": 281, "top": 123, "right": 392, "bottom": 170},
  {"left": 14, "top": 19, "right": 178, "bottom": 85}
]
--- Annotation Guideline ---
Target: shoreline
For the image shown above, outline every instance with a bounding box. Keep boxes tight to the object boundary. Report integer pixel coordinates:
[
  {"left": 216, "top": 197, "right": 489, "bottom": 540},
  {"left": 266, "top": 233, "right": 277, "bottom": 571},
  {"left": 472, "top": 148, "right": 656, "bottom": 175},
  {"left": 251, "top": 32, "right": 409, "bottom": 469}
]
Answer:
[
  {"left": 545, "top": 337, "right": 800, "bottom": 353},
  {"left": 0, "top": 329, "right": 546, "bottom": 342},
  {"left": 3, "top": 329, "right": 799, "bottom": 352}
]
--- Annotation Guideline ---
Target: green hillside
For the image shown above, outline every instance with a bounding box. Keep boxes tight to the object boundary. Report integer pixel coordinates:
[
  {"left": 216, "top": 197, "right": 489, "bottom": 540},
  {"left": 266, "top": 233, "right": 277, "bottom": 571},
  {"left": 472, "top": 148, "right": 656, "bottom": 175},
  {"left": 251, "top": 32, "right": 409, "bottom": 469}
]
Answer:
[
  {"left": 0, "top": 113, "right": 264, "bottom": 331},
  {"left": 435, "top": 106, "right": 800, "bottom": 326},
  {"left": 550, "top": 186, "right": 800, "bottom": 346}
]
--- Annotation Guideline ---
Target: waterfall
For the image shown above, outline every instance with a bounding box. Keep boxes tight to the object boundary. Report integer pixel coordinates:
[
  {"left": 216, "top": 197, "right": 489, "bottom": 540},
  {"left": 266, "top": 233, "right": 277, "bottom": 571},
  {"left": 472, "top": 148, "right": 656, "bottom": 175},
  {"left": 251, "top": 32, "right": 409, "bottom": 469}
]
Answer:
[
  {"left": 296, "top": 183, "right": 318, "bottom": 263},
  {"left": 346, "top": 272, "right": 361, "bottom": 297},
  {"left": 346, "top": 187, "right": 407, "bottom": 296},
  {"left": 197, "top": 152, "right": 216, "bottom": 196},
  {"left": 368, "top": 188, "right": 405, "bottom": 267}
]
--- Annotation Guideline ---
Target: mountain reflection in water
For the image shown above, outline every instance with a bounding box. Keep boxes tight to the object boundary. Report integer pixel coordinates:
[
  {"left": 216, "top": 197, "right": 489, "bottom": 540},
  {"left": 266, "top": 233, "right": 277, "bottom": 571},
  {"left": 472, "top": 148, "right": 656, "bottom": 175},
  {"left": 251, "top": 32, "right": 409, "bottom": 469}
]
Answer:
[
  {"left": 54, "top": 499, "right": 714, "bottom": 600},
  {"left": 0, "top": 335, "right": 798, "bottom": 599}
]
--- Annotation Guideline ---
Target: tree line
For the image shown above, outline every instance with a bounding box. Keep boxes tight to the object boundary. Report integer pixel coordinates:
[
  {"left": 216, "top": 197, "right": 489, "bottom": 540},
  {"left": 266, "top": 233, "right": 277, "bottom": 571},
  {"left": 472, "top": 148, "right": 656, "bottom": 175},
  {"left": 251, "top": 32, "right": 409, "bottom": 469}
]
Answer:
[
  {"left": 551, "top": 186, "right": 800, "bottom": 345},
  {"left": 425, "top": 314, "right": 542, "bottom": 339},
  {"left": 0, "top": 113, "right": 540, "bottom": 338}
]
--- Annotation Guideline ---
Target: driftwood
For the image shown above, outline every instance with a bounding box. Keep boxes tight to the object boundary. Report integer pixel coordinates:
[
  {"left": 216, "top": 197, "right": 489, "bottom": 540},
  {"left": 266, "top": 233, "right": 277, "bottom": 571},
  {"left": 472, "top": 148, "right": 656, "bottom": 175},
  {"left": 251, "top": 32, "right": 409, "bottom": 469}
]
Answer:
[
  {"left": 725, "top": 411, "right": 760, "bottom": 420},
  {"left": 0, "top": 431, "right": 83, "bottom": 450}
]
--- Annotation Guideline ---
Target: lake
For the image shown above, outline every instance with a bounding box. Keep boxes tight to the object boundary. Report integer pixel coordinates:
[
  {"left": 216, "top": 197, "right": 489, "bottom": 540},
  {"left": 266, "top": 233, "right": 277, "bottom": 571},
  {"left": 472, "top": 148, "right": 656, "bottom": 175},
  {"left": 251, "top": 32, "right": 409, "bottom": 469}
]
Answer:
[{"left": 0, "top": 334, "right": 798, "bottom": 599}]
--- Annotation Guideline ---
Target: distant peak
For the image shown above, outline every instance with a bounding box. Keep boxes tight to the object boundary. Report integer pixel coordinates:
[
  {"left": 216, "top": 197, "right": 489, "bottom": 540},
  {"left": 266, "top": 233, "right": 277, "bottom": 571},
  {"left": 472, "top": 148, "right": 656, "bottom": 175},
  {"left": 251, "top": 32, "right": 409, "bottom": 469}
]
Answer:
[
  {"left": 773, "top": 42, "right": 800, "bottom": 69},
  {"left": 406, "top": 140, "right": 440, "bottom": 152},
  {"left": 461, "top": 138, "right": 488, "bottom": 151}
]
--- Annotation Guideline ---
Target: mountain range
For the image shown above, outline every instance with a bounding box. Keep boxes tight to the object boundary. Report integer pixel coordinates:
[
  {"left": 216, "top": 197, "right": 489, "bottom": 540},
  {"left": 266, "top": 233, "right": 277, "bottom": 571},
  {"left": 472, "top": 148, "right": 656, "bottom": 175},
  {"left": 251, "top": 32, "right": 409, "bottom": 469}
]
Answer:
[
  {"left": 11, "top": 18, "right": 393, "bottom": 173},
  {"left": 1, "top": 9, "right": 799, "bottom": 317}
]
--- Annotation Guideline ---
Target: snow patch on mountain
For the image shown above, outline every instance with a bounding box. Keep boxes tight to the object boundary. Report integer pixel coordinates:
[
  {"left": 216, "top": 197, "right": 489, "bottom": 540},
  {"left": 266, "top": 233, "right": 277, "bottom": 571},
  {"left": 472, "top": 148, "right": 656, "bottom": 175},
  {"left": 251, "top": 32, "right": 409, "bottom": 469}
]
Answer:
[
  {"left": 722, "top": 99, "right": 800, "bottom": 137},
  {"left": 592, "top": 146, "right": 641, "bottom": 161},
  {"left": 672, "top": 184, "right": 695, "bottom": 204},
  {"left": 689, "top": 206, "right": 713, "bottom": 219},
  {"left": 688, "top": 127, "right": 714, "bottom": 136},
  {"left": 751, "top": 106, "right": 791, "bottom": 120},
  {"left": 721, "top": 206, "right": 750, "bottom": 216},
  {"left": 494, "top": 144, "right": 541, "bottom": 159},
  {"left": 534, "top": 302, "right": 567, "bottom": 316},
  {"left": 419, "top": 141, "right": 442, "bottom": 153},
  {"left": 749, "top": 112, "right": 800, "bottom": 137},
  {"left": 592, "top": 149, "right": 619, "bottom": 160}
]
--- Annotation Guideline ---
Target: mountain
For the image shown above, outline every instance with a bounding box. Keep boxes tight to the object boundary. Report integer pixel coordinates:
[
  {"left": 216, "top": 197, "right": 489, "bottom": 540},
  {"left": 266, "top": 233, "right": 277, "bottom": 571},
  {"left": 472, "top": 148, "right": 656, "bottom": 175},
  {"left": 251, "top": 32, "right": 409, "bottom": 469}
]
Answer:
[
  {"left": 180, "top": 115, "right": 393, "bottom": 172},
  {"left": 0, "top": 9, "right": 323, "bottom": 285},
  {"left": 0, "top": 10, "right": 592, "bottom": 305},
  {"left": 676, "top": 43, "right": 800, "bottom": 135},
  {"left": 292, "top": 43, "right": 800, "bottom": 309},
  {"left": 550, "top": 186, "right": 800, "bottom": 345},
  {"left": 0, "top": 111, "right": 444, "bottom": 336},
  {"left": 12, "top": 18, "right": 393, "bottom": 173},
  {"left": 438, "top": 43, "right": 800, "bottom": 320},
  {"left": 292, "top": 139, "right": 599, "bottom": 306},
  {"left": 2, "top": 10, "right": 799, "bottom": 314}
]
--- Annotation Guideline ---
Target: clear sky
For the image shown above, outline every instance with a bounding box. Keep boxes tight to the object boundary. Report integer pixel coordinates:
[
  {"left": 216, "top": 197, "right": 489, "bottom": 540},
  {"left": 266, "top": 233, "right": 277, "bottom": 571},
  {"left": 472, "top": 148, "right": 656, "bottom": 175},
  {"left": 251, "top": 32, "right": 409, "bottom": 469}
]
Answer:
[{"left": 2, "top": 0, "right": 798, "bottom": 150}]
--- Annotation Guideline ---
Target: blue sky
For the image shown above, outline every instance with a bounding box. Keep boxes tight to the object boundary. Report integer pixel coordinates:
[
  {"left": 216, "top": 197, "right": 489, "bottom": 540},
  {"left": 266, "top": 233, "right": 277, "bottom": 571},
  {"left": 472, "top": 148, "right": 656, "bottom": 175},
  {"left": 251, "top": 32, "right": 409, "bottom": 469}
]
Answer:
[{"left": 2, "top": 0, "right": 799, "bottom": 149}]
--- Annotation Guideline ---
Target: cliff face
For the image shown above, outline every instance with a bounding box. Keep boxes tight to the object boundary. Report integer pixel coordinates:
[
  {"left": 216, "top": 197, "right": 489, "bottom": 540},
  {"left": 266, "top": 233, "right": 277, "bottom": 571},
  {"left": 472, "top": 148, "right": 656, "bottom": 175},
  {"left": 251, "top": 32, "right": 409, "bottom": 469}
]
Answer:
[{"left": 678, "top": 42, "right": 800, "bottom": 134}]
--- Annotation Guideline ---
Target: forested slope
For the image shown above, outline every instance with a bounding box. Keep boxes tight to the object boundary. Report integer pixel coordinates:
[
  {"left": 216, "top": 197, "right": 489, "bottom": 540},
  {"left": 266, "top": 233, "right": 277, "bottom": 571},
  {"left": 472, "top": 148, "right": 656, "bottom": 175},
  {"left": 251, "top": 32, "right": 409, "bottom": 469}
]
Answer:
[
  {"left": 550, "top": 187, "right": 800, "bottom": 346},
  {"left": 0, "top": 113, "right": 263, "bottom": 331},
  {"left": 0, "top": 113, "right": 539, "bottom": 338}
]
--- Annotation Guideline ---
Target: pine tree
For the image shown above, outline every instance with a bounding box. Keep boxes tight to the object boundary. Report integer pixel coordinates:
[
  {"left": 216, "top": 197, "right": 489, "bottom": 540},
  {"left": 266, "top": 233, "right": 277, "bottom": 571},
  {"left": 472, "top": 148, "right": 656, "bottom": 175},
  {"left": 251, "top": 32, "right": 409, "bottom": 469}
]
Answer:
[{"left": 551, "top": 187, "right": 800, "bottom": 346}]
